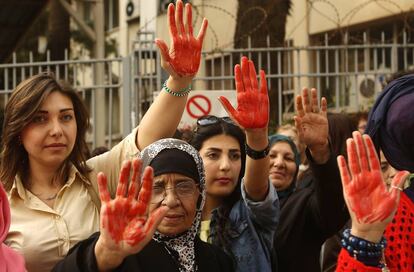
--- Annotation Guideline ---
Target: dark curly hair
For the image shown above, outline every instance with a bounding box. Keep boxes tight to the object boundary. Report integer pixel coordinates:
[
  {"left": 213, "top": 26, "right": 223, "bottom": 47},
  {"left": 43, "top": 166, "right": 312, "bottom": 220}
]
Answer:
[{"left": 190, "top": 116, "right": 246, "bottom": 263}]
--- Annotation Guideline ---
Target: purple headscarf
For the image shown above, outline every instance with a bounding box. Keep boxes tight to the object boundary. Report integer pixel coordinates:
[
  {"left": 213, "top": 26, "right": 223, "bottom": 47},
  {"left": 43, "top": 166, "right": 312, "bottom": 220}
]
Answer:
[{"left": 365, "top": 73, "right": 414, "bottom": 172}]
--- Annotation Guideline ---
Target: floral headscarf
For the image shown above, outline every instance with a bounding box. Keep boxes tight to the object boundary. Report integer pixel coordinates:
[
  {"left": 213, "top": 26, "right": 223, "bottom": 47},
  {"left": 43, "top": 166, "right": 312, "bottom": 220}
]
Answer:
[{"left": 141, "top": 138, "right": 206, "bottom": 272}]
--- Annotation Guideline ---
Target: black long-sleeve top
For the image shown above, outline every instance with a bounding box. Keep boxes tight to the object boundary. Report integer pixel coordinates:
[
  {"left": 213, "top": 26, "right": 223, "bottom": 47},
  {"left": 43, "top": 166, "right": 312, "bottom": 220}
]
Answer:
[
  {"left": 53, "top": 232, "right": 234, "bottom": 272},
  {"left": 274, "top": 148, "right": 349, "bottom": 272}
]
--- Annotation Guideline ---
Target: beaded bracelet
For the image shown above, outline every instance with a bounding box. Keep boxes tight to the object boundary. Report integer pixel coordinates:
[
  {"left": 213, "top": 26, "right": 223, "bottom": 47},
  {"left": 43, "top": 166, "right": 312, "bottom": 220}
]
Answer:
[
  {"left": 162, "top": 80, "right": 192, "bottom": 97},
  {"left": 341, "top": 228, "right": 387, "bottom": 268}
]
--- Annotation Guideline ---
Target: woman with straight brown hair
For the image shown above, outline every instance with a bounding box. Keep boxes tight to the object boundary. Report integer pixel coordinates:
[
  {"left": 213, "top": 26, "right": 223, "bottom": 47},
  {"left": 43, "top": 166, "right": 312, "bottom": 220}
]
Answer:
[{"left": 0, "top": 1, "right": 208, "bottom": 271}]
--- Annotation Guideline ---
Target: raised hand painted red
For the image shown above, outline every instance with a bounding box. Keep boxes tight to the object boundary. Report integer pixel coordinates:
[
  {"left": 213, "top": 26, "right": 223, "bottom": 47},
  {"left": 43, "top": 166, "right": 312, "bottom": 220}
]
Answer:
[
  {"left": 337, "top": 133, "right": 409, "bottom": 224},
  {"left": 154, "top": 0, "right": 208, "bottom": 78},
  {"left": 97, "top": 159, "right": 168, "bottom": 252},
  {"left": 219, "top": 56, "right": 269, "bottom": 129}
]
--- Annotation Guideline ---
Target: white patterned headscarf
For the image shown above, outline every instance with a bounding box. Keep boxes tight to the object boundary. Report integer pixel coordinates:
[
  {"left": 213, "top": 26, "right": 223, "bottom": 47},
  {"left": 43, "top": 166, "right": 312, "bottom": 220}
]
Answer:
[{"left": 141, "top": 138, "right": 206, "bottom": 272}]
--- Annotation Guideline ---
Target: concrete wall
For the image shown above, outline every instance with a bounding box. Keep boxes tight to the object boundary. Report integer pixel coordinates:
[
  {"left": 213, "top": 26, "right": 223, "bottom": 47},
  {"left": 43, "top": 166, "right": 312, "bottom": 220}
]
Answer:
[
  {"left": 106, "top": 1, "right": 414, "bottom": 55},
  {"left": 286, "top": 0, "right": 414, "bottom": 45}
]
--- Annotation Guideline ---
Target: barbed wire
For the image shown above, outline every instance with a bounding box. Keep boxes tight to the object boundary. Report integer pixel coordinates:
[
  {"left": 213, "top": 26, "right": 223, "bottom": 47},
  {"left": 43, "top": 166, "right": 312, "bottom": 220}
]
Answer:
[
  {"left": 310, "top": 0, "right": 341, "bottom": 26},
  {"left": 304, "top": 0, "right": 414, "bottom": 44},
  {"left": 214, "top": 6, "right": 267, "bottom": 51},
  {"left": 191, "top": 3, "right": 237, "bottom": 51},
  {"left": 137, "top": 3, "right": 267, "bottom": 53},
  {"left": 136, "top": 0, "right": 414, "bottom": 50}
]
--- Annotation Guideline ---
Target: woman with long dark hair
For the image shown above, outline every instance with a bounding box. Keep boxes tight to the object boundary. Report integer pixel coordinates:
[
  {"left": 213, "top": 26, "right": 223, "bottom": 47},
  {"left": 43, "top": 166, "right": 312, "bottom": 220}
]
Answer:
[{"left": 190, "top": 57, "right": 279, "bottom": 272}]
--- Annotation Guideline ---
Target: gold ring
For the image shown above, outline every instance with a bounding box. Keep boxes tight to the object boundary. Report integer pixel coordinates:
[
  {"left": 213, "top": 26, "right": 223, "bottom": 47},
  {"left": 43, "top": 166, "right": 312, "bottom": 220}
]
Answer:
[{"left": 390, "top": 185, "right": 403, "bottom": 191}]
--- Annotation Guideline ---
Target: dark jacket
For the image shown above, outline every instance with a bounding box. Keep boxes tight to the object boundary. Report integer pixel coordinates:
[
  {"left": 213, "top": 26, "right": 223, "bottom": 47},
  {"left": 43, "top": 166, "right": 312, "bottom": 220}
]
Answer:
[
  {"left": 274, "top": 149, "right": 349, "bottom": 272},
  {"left": 53, "top": 232, "right": 234, "bottom": 272}
]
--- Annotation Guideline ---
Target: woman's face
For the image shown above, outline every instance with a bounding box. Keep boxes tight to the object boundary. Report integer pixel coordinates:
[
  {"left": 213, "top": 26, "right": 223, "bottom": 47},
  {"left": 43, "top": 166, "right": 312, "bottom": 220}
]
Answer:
[
  {"left": 21, "top": 91, "right": 77, "bottom": 170},
  {"left": 149, "top": 173, "right": 200, "bottom": 236},
  {"left": 357, "top": 118, "right": 367, "bottom": 134},
  {"left": 269, "top": 141, "right": 297, "bottom": 191},
  {"left": 380, "top": 151, "right": 397, "bottom": 188},
  {"left": 199, "top": 134, "right": 242, "bottom": 198}
]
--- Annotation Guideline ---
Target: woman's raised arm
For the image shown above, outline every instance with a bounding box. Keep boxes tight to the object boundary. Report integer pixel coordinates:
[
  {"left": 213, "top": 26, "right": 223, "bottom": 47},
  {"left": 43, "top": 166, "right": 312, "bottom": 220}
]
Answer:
[
  {"left": 137, "top": 0, "right": 208, "bottom": 150},
  {"left": 219, "top": 56, "right": 270, "bottom": 201}
]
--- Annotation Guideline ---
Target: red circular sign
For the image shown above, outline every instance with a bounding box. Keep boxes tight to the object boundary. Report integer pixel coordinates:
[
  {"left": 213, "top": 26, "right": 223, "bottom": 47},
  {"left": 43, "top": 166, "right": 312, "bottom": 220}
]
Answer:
[{"left": 186, "top": 94, "right": 211, "bottom": 118}]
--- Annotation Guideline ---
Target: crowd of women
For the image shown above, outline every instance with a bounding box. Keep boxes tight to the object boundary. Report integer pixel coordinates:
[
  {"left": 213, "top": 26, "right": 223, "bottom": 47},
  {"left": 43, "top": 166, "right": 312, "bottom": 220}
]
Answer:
[{"left": 1, "top": 1, "right": 413, "bottom": 271}]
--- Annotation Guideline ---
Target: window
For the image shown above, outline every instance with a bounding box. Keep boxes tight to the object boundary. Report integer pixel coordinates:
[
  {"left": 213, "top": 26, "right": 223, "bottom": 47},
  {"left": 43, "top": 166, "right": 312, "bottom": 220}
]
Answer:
[
  {"left": 105, "top": 0, "right": 119, "bottom": 31},
  {"left": 159, "top": 0, "right": 190, "bottom": 14}
]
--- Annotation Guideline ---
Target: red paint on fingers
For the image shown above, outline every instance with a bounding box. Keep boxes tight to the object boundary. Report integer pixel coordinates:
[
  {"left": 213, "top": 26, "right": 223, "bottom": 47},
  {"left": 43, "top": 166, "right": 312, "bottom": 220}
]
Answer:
[
  {"left": 116, "top": 161, "right": 131, "bottom": 197},
  {"left": 164, "top": 1, "right": 207, "bottom": 77},
  {"left": 354, "top": 132, "right": 369, "bottom": 171},
  {"left": 249, "top": 61, "right": 259, "bottom": 91},
  {"left": 364, "top": 135, "right": 380, "bottom": 171},
  {"left": 341, "top": 134, "right": 404, "bottom": 224},
  {"left": 337, "top": 155, "right": 351, "bottom": 187},
  {"left": 97, "top": 173, "right": 111, "bottom": 203},
  {"left": 139, "top": 167, "right": 153, "bottom": 202},
  {"left": 234, "top": 64, "right": 243, "bottom": 92},
  {"left": 241, "top": 57, "right": 251, "bottom": 91},
  {"left": 168, "top": 4, "right": 177, "bottom": 37},
  {"left": 145, "top": 207, "right": 169, "bottom": 235},
  {"left": 125, "top": 218, "right": 146, "bottom": 246},
  {"left": 175, "top": 0, "right": 185, "bottom": 36},
  {"left": 347, "top": 139, "right": 360, "bottom": 176},
  {"left": 128, "top": 159, "right": 142, "bottom": 201},
  {"left": 259, "top": 70, "right": 267, "bottom": 95},
  {"left": 97, "top": 154, "right": 174, "bottom": 259},
  {"left": 224, "top": 56, "right": 269, "bottom": 129},
  {"left": 185, "top": 4, "right": 193, "bottom": 36}
]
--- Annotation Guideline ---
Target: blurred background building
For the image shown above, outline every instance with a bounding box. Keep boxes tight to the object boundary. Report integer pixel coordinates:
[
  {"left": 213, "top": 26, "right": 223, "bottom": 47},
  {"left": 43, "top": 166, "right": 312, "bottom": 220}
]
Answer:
[{"left": 0, "top": 0, "right": 413, "bottom": 146}]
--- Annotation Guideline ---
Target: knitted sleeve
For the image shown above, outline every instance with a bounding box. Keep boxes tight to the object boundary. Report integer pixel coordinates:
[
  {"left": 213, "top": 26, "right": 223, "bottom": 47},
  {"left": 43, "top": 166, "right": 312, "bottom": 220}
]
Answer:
[
  {"left": 336, "top": 249, "right": 381, "bottom": 272},
  {"left": 382, "top": 193, "right": 414, "bottom": 271},
  {"left": 336, "top": 193, "right": 414, "bottom": 272}
]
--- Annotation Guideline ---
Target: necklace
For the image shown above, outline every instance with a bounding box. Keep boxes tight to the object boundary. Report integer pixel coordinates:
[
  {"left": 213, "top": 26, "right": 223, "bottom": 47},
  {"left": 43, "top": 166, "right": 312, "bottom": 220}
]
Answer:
[
  {"left": 42, "top": 193, "right": 58, "bottom": 201},
  {"left": 30, "top": 191, "right": 58, "bottom": 201},
  {"left": 26, "top": 179, "right": 61, "bottom": 202}
]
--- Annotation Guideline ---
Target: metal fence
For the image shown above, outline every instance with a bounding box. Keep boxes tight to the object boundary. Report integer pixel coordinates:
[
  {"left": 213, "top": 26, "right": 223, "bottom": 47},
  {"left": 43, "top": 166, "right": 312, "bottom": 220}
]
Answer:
[
  {"left": 133, "top": 32, "right": 414, "bottom": 126},
  {"left": 1, "top": 31, "right": 414, "bottom": 148},
  {"left": 202, "top": 34, "right": 414, "bottom": 124},
  {"left": 0, "top": 52, "right": 131, "bottom": 150}
]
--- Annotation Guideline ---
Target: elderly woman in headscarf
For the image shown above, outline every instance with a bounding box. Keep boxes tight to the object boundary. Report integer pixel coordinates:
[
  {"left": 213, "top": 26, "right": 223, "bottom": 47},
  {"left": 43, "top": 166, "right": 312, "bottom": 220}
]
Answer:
[
  {"left": 268, "top": 134, "right": 301, "bottom": 201},
  {"left": 1, "top": 183, "right": 26, "bottom": 272},
  {"left": 53, "top": 138, "right": 233, "bottom": 272},
  {"left": 271, "top": 88, "right": 349, "bottom": 272},
  {"left": 336, "top": 73, "right": 414, "bottom": 271}
]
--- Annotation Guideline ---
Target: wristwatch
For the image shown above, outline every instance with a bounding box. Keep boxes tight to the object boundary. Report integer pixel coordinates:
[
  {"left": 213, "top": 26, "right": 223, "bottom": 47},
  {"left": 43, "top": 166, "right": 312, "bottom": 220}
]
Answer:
[{"left": 245, "top": 142, "right": 270, "bottom": 160}]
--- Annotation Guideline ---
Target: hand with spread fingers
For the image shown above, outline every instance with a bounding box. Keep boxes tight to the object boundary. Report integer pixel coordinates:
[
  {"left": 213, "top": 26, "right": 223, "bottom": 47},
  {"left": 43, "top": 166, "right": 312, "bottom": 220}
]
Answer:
[
  {"left": 337, "top": 132, "right": 409, "bottom": 242},
  {"left": 218, "top": 56, "right": 270, "bottom": 201},
  {"left": 94, "top": 159, "right": 168, "bottom": 270},
  {"left": 218, "top": 56, "right": 269, "bottom": 130},
  {"left": 154, "top": 0, "right": 208, "bottom": 79},
  {"left": 295, "top": 87, "right": 329, "bottom": 162}
]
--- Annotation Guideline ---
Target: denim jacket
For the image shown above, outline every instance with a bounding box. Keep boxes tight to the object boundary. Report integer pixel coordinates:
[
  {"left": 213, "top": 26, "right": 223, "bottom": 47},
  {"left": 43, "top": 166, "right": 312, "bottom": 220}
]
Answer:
[{"left": 210, "top": 180, "right": 279, "bottom": 272}]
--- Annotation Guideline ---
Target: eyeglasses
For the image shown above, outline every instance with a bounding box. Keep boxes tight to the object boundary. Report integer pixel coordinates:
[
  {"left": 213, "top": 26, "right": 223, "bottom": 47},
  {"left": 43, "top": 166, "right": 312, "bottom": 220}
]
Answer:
[
  {"left": 151, "top": 181, "right": 199, "bottom": 204},
  {"left": 196, "top": 115, "right": 235, "bottom": 127}
]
